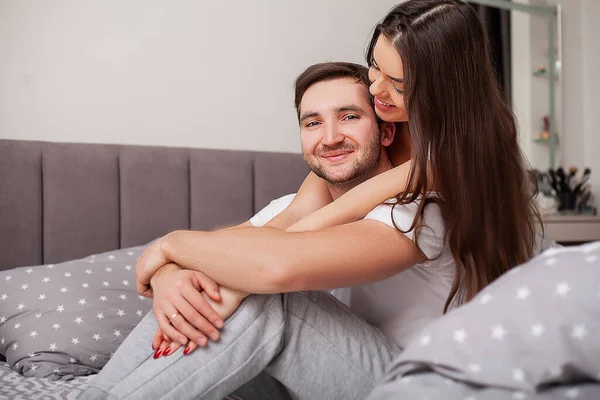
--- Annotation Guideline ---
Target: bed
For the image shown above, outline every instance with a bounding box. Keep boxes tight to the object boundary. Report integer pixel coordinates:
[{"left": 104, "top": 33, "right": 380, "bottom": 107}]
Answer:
[
  {"left": 1, "top": 139, "right": 599, "bottom": 400},
  {"left": 0, "top": 139, "right": 307, "bottom": 399}
]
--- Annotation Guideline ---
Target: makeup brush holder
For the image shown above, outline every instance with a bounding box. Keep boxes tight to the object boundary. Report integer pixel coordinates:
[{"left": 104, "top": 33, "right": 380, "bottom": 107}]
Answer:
[{"left": 558, "top": 192, "right": 577, "bottom": 211}]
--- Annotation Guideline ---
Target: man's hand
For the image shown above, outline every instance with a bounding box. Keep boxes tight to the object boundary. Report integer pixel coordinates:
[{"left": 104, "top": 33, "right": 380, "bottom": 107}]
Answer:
[
  {"left": 153, "top": 285, "right": 249, "bottom": 358},
  {"left": 136, "top": 235, "right": 176, "bottom": 297},
  {"left": 150, "top": 263, "right": 226, "bottom": 347}
]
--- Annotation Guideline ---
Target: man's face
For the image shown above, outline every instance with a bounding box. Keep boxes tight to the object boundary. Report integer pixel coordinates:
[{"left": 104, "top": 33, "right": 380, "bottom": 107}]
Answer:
[{"left": 299, "top": 78, "right": 383, "bottom": 184}]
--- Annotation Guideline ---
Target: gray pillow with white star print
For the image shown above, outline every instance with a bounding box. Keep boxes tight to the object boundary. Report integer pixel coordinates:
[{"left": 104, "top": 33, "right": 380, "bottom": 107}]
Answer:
[
  {"left": 0, "top": 245, "right": 152, "bottom": 380},
  {"left": 381, "top": 241, "right": 600, "bottom": 392}
]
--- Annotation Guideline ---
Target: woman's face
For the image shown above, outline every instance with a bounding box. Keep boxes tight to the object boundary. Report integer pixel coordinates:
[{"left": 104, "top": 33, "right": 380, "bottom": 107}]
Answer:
[{"left": 368, "top": 35, "right": 409, "bottom": 123}]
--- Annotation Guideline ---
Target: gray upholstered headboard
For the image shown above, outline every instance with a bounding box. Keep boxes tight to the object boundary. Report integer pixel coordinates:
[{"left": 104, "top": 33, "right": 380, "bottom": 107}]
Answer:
[{"left": 0, "top": 139, "right": 308, "bottom": 271}]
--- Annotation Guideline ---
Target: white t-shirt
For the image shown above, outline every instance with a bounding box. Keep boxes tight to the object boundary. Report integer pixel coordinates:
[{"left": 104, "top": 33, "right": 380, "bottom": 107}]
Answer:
[{"left": 250, "top": 194, "right": 455, "bottom": 348}]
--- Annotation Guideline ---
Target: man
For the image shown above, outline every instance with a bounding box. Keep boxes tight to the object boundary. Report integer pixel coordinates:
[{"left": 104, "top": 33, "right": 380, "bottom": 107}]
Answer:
[{"left": 82, "top": 62, "right": 451, "bottom": 400}]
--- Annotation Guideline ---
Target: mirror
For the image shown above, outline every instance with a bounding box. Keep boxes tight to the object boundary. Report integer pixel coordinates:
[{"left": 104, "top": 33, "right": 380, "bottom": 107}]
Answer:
[{"left": 467, "top": 0, "right": 562, "bottom": 171}]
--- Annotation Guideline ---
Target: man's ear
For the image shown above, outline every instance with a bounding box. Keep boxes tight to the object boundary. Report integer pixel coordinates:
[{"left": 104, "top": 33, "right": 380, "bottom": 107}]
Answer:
[{"left": 380, "top": 122, "right": 396, "bottom": 147}]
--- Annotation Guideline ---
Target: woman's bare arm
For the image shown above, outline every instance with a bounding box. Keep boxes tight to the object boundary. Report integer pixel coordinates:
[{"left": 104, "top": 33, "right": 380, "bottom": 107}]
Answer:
[
  {"left": 288, "top": 161, "right": 413, "bottom": 232},
  {"left": 264, "top": 172, "right": 333, "bottom": 230}
]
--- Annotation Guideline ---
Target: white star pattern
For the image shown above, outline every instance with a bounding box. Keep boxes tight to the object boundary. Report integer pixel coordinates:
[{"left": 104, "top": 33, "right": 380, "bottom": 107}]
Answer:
[
  {"left": 117, "top": 310, "right": 125, "bottom": 317},
  {"left": 35, "top": 313, "right": 42, "bottom": 319},
  {"left": 88, "top": 260, "right": 95, "bottom": 264},
  {"left": 125, "top": 265, "right": 132, "bottom": 271},
  {"left": 122, "top": 280, "right": 130, "bottom": 286},
  {"left": 30, "top": 331, "right": 38, "bottom": 338},
  {"left": 479, "top": 293, "right": 493, "bottom": 304},
  {"left": 97, "top": 313, "right": 104, "bottom": 320},
  {"left": 114, "top": 330, "right": 121, "bottom": 337},
  {"left": 572, "top": 324, "right": 587, "bottom": 340},
  {"left": 1, "top": 337, "right": 4, "bottom": 345},
  {"left": 13, "top": 322, "right": 21, "bottom": 329},
  {"left": 453, "top": 328, "right": 467, "bottom": 343},
  {"left": 31, "top": 365, "right": 38, "bottom": 372},
  {"left": 69, "top": 358, "right": 76, "bottom": 364},
  {"left": 12, "top": 343, "right": 18, "bottom": 350},
  {"left": 127, "top": 251, "right": 134, "bottom": 256},
  {"left": 42, "top": 277, "right": 50, "bottom": 283},
  {"left": 1, "top": 294, "right": 7, "bottom": 300},
  {"left": 467, "top": 363, "right": 481, "bottom": 373},
  {"left": 49, "top": 343, "right": 57, "bottom": 351},
  {"left": 93, "top": 334, "right": 101, "bottom": 341},
  {"left": 136, "top": 310, "right": 143, "bottom": 317},
  {"left": 52, "top": 323, "right": 60, "bottom": 330},
  {"left": 5, "top": 275, "right": 12, "bottom": 281},
  {"left": 75, "top": 317, "right": 83, "bottom": 325},
  {"left": 100, "top": 296, "right": 108, "bottom": 302},
  {"left": 21, "top": 284, "right": 28, "bottom": 290},
  {"left": 64, "top": 272, "right": 71, "bottom": 277},
  {"left": 545, "top": 257, "right": 558, "bottom": 266},
  {"left": 105, "top": 267, "right": 112, "bottom": 272},
  {"left": 17, "top": 303, "right": 25, "bottom": 311},
  {"left": 78, "top": 299, "right": 87, "bottom": 306},
  {"left": 29, "top": 353, "right": 38, "bottom": 358},
  {"left": 47, "top": 264, "right": 55, "bottom": 269},
  {"left": 60, "top": 287, "right": 68, "bottom": 294},
  {"left": 90, "top": 354, "right": 98, "bottom": 362},
  {"left": 531, "top": 323, "right": 545, "bottom": 337},
  {"left": 516, "top": 287, "right": 530, "bottom": 300},
  {"left": 138, "top": 295, "right": 145, "bottom": 301},
  {"left": 82, "top": 283, "right": 89, "bottom": 289},
  {"left": 38, "top": 294, "right": 46, "bottom": 300},
  {"left": 57, "top": 305, "right": 65, "bottom": 313},
  {"left": 26, "top": 269, "right": 33, "bottom": 274},
  {"left": 513, "top": 368, "right": 525, "bottom": 382},
  {"left": 103, "top": 281, "right": 110, "bottom": 287},
  {"left": 85, "top": 269, "right": 93, "bottom": 275},
  {"left": 491, "top": 325, "right": 507, "bottom": 340},
  {"left": 420, "top": 334, "right": 431, "bottom": 346},
  {"left": 565, "top": 388, "right": 580, "bottom": 398},
  {"left": 108, "top": 255, "right": 116, "bottom": 260},
  {"left": 53, "top": 368, "right": 60, "bottom": 374},
  {"left": 119, "top": 294, "right": 127, "bottom": 300},
  {"left": 556, "top": 282, "right": 571, "bottom": 297},
  {"left": 71, "top": 338, "right": 79, "bottom": 345},
  {"left": 0, "top": 316, "right": 5, "bottom": 323}
]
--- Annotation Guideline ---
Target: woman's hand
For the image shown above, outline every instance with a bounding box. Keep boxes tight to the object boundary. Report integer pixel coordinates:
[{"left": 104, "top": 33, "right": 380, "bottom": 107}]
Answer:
[
  {"left": 153, "top": 285, "right": 249, "bottom": 357},
  {"left": 150, "top": 263, "right": 226, "bottom": 348}
]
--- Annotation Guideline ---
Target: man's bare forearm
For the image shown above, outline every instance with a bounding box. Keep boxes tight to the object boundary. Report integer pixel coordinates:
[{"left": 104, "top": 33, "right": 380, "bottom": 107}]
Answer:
[{"left": 161, "top": 228, "right": 289, "bottom": 293}]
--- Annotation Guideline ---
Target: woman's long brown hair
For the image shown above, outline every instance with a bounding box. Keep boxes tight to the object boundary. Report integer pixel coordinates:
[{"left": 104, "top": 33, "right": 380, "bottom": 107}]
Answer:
[{"left": 367, "top": 0, "right": 541, "bottom": 311}]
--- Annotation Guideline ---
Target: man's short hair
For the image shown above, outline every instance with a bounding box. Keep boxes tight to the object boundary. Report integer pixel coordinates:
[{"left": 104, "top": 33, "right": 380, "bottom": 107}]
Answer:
[{"left": 294, "top": 62, "right": 374, "bottom": 123}]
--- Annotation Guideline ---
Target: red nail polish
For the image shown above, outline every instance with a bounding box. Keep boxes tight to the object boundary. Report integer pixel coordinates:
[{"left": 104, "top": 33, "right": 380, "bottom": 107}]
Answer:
[
  {"left": 153, "top": 349, "right": 162, "bottom": 359},
  {"left": 183, "top": 345, "right": 191, "bottom": 355},
  {"left": 163, "top": 347, "right": 171, "bottom": 356}
]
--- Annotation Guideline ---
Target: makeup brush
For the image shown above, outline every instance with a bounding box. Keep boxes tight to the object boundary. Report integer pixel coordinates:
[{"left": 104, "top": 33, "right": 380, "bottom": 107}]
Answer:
[
  {"left": 574, "top": 168, "right": 591, "bottom": 194},
  {"left": 547, "top": 169, "right": 559, "bottom": 193},
  {"left": 567, "top": 166, "right": 578, "bottom": 190}
]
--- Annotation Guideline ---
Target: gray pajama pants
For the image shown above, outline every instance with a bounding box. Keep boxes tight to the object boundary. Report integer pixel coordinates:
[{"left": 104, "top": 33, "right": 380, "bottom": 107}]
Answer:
[{"left": 80, "top": 291, "right": 401, "bottom": 400}]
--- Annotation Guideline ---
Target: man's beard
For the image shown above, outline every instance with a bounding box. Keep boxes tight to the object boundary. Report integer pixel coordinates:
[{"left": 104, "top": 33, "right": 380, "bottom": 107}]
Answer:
[{"left": 303, "top": 135, "right": 381, "bottom": 186}]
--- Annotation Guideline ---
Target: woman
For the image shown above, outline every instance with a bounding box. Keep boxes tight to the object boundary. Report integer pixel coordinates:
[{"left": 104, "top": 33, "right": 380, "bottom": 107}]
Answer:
[
  {"left": 83, "top": 1, "right": 542, "bottom": 398},
  {"left": 154, "top": 0, "right": 540, "bottom": 353}
]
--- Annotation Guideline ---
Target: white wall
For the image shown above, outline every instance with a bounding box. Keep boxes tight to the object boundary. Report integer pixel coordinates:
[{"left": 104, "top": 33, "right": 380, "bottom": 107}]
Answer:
[{"left": 0, "top": 0, "right": 398, "bottom": 153}]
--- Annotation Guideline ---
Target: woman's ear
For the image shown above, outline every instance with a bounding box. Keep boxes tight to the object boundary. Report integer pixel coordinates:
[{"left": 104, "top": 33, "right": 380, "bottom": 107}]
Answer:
[{"left": 380, "top": 122, "right": 396, "bottom": 147}]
